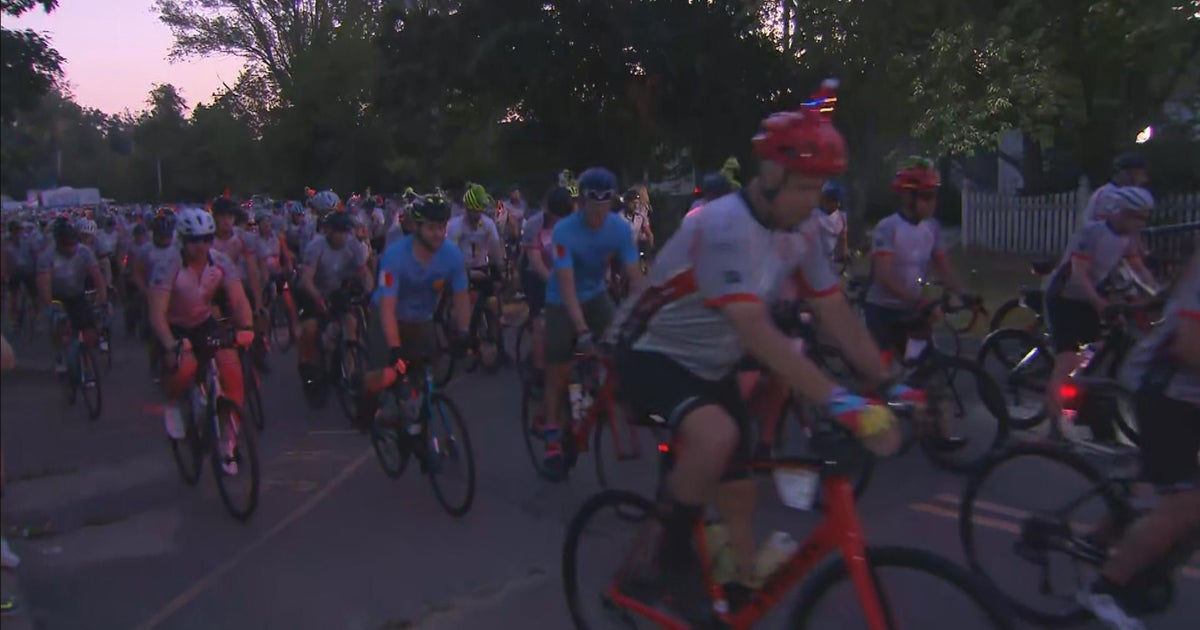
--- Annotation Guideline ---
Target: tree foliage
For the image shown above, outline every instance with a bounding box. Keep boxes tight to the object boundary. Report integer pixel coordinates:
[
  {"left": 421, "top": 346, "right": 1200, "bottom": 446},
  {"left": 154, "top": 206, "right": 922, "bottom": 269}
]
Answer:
[{"left": 1, "top": 0, "right": 64, "bottom": 123}]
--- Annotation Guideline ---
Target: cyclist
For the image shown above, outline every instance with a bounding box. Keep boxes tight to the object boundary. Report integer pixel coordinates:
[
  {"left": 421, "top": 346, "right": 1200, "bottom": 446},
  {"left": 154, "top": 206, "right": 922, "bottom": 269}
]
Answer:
[
  {"left": 720, "top": 155, "right": 743, "bottom": 190},
  {"left": 284, "top": 201, "right": 313, "bottom": 257},
  {"left": 2, "top": 221, "right": 40, "bottom": 324},
  {"left": 95, "top": 216, "right": 121, "bottom": 290},
  {"left": 538, "top": 166, "right": 643, "bottom": 476},
  {"left": 1073, "top": 252, "right": 1200, "bottom": 630},
  {"left": 36, "top": 219, "right": 107, "bottom": 374},
  {"left": 690, "top": 172, "right": 733, "bottom": 211},
  {"left": 295, "top": 205, "right": 373, "bottom": 397},
  {"left": 864, "top": 157, "right": 967, "bottom": 368},
  {"left": 1043, "top": 187, "right": 1158, "bottom": 418},
  {"left": 1085, "top": 153, "right": 1150, "bottom": 223},
  {"left": 146, "top": 209, "right": 254, "bottom": 473},
  {"left": 211, "top": 197, "right": 264, "bottom": 315},
  {"left": 448, "top": 183, "right": 505, "bottom": 357},
  {"left": 357, "top": 195, "right": 471, "bottom": 426},
  {"left": 519, "top": 185, "right": 574, "bottom": 384},
  {"left": 811, "top": 181, "right": 848, "bottom": 274},
  {"left": 608, "top": 88, "right": 909, "bottom": 625},
  {"left": 251, "top": 208, "right": 297, "bottom": 341}
]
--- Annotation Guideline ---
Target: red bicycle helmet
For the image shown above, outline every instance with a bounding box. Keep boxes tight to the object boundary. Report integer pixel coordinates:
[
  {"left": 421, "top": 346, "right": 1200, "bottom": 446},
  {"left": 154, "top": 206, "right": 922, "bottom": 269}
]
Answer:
[
  {"left": 892, "top": 157, "right": 940, "bottom": 192},
  {"left": 751, "top": 79, "right": 847, "bottom": 177}
]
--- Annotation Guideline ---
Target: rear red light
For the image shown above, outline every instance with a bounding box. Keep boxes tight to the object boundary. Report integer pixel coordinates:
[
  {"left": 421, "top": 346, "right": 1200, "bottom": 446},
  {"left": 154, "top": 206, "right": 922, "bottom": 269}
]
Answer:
[
  {"left": 1059, "top": 383, "right": 1080, "bottom": 410},
  {"left": 657, "top": 442, "right": 671, "bottom": 453}
]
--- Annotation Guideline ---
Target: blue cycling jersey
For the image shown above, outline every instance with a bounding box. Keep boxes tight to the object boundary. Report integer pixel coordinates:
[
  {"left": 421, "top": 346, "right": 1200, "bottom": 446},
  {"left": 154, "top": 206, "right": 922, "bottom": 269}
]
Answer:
[
  {"left": 373, "top": 235, "right": 468, "bottom": 322},
  {"left": 546, "top": 211, "right": 637, "bottom": 305}
]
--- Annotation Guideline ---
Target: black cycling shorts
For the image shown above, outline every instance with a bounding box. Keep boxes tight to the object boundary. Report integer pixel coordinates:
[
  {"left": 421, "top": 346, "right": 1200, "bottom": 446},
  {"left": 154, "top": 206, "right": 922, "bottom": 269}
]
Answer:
[
  {"left": 616, "top": 349, "right": 752, "bottom": 481},
  {"left": 863, "top": 303, "right": 914, "bottom": 356},
  {"left": 520, "top": 269, "right": 546, "bottom": 318},
  {"left": 52, "top": 293, "right": 96, "bottom": 334},
  {"left": 1045, "top": 296, "right": 1102, "bottom": 354},
  {"left": 1135, "top": 391, "right": 1200, "bottom": 488}
]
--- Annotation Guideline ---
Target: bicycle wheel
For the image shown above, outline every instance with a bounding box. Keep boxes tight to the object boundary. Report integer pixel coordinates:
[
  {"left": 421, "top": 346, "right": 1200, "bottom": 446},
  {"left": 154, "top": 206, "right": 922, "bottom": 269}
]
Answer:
[
  {"left": 242, "top": 353, "right": 266, "bottom": 432},
  {"left": 789, "top": 545, "right": 1013, "bottom": 629},
  {"left": 562, "top": 489, "right": 664, "bottom": 630},
  {"left": 960, "top": 442, "right": 1127, "bottom": 626},
  {"left": 911, "top": 355, "right": 1009, "bottom": 473},
  {"left": 431, "top": 317, "right": 456, "bottom": 387},
  {"left": 990, "top": 298, "right": 1040, "bottom": 333},
  {"left": 100, "top": 327, "right": 114, "bottom": 371},
  {"left": 520, "top": 383, "right": 565, "bottom": 482},
  {"left": 369, "top": 395, "right": 410, "bottom": 479},
  {"left": 211, "top": 399, "right": 261, "bottom": 522},
  {"left": 514, "top": 320, "right": 533, "bottom": 386},
  {"left": 79, "top": 345, "right": 103, "bottom": 420},
  {"left": 476, "top": 305, "right": 502, "bottom": 374},
  {"left": 170, "top": 389, "right": 205, "bottom": 486},
  {"left": 270, "top": 298, "right": 293, "bottom": 353},
  {"left": 424, "top": 393, "right": 476, "bottom": 517},
  {"left": 332, "top": 341, "right": 367, "bottom": 426},
  {"left": 976, "top": 328, "right": 1053, "bottom": 430}
]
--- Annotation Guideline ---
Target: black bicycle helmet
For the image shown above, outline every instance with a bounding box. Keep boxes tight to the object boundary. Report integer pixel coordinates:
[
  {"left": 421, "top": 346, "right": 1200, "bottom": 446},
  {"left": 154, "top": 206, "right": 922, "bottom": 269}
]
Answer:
[
  {"left": 410, "top": 195, "right": 452, "bottom": 223},
  {"left": 545, "top": 185, "right": 574, "bottom": 218},
  {"left": 325, "top": 211, "right": 355, "bottom": 232},
  {"left": 52, "top": 217, "right": 78, "bottom": 244},
  {"left": 1112, "top": 152, "right": 1148, "bottom": 172}
]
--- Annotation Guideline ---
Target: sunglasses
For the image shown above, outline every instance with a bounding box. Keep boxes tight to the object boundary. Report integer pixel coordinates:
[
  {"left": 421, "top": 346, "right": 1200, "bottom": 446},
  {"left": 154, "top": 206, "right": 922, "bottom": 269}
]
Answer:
[
  {"left": 184, "top": 234, "right": 215, "bottom": 244},
  {"left": 915, "top": 190, "right": 937, "bottom": 201},
  {"left": 584, "top": 189, "right": 616, "bottom": 202}
]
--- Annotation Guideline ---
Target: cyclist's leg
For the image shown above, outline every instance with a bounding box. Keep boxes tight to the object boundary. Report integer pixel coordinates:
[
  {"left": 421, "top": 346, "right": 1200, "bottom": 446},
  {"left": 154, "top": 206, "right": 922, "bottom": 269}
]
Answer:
[
  {"left": 63, "top": 295, "right": 96, "bottom": 346},
  {"left": 294, "top": 289, "right": 322, "bottom": 379},
  {"left": 1102, "top": 392, "right": 1200, "bottom": 583},
  {"left": 213, "top": 347, "right": 245, "bottom": 409},
  {"left": 862, "top": 302, "right": 909, "bottom": 371},
  {"left": 1043, "top": 297, "right": 1100, "bottom": 419},
  {"left": 541, "top": 302, "right": 575, "bottom": 437},
  {"left": 521, "top": 269, "right": 547, "bottom": 370}
]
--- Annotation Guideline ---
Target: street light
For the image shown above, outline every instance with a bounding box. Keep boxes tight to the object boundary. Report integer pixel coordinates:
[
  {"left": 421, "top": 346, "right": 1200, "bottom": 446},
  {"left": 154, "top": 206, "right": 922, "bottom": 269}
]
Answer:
[{"left": 1135, "top": 126, "right": 1154, "bottom": 144}]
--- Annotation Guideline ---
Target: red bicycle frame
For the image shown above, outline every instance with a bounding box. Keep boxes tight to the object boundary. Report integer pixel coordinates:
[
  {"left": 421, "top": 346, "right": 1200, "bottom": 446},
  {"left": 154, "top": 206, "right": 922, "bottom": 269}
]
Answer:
[
  {"left": 567, "top": 354, "right": 643, "bottom": 462},
  {"left": 603, "top": 468, "right": 894, "bottom": 630}
]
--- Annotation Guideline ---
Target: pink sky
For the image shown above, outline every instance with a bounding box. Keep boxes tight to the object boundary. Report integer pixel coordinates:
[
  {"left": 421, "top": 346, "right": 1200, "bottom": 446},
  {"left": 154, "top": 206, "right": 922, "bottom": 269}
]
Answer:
[{"left": 10, "top": 1, "right": 245, "bottom": 115}]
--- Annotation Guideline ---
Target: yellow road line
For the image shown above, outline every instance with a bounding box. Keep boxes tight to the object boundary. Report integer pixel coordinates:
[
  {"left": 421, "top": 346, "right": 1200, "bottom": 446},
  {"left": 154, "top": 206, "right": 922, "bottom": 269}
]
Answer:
[
  {"left": 934, "top": 492, "right": 1031, "bottom": 520},
  {"left": 909, "top": 502, "right": 1020, "bottom": 534},
  {"left": 131, "top": 446, "right": 372, "bottom": 630}
]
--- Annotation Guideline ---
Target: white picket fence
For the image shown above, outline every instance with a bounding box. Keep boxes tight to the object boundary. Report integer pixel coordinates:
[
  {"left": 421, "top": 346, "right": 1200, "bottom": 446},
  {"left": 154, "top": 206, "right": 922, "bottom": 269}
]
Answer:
[{"left": 961, "top": 178, "right": 1200, "bottom": 255}]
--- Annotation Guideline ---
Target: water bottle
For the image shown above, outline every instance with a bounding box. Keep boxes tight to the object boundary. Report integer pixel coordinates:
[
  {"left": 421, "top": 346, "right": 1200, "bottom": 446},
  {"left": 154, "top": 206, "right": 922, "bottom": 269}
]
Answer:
[
  {"left": 704, "top": 523, "right": 737, "bottom": 586},
  {"left": 1078, "top": 344, "right": 1096, "bottom": 371},
  {"left": 568, "top": 382, "right": 584, "bottom": 421},
  {"left": 752, "top": 531, "right": 799, "bottom": 587}
]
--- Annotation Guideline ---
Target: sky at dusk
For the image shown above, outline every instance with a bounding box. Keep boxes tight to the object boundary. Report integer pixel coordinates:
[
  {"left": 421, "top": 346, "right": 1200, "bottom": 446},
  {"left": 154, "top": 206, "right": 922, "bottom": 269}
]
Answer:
[{"left": 9, "top": 1, "right": 245, "bottom": 115}]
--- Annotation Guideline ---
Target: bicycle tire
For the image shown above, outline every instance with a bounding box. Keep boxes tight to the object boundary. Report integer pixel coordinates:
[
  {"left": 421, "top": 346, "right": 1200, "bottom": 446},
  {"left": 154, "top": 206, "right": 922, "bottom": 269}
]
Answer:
[
  {"left": 271, "top": 298, "right": 293, "bottom": 353},
  {"left": 79, "top": 345, "right": 103, "bottom": 420},
  {"left": 425, "top": 393, "right": 476, "bottom": 517},
  {"left": 243, "top": 353, "right": 266, "bottom": 432},
  {"left": 520, "top": 383, "right": 563, "bottom": 482},
  {"left": 989, "top": 298, "right": 1039, "bottom": 333},
  {"left": 332, "top": 341, "right": 368, "bottom": 427},
  {"left": 170, "top": 389, "right": 205, "bottom": 486},
  {"left": 976, "top": 328, "right": 1053, "bottom": 430},
  {"left": 514, "top": 320, "right": 533, "bottom": 387},
  {"left": 478, "top": 306, "right": 502, "bottom": 374},
  {"left": 369, "top": 401, "right": 409, "bottom": 480},
  {"left": 100, "top": 327, "right": 114, "bottom": 371},
  {"left": 911, "top": 355, "right": 1009, "bottom": 473},
  {"left": 211, "top": 399, "right": 260, "bottom": 522},
  {"left": 959, "top": 442, "right": 1127, "bottom": 626},
  {"left": 788, "top": 545, "right": 1013, "bottom": 629},
  {"left": 562, "top": 489, "right": 660, "bottom": 630},
  {"left": 431, "top": 317, "right": 456, "bottom": 387}
]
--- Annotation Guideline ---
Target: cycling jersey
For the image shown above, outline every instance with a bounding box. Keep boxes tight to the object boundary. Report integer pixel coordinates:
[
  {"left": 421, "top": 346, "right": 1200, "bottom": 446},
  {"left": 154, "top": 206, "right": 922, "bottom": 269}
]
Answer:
[
  {"left": 520, "top": 211, "right": 555, "bottom": 271},
  {"left": 546, "top": 211, "right": 637, "bottom": 305},
  {"left": 134, "top": 242, "right": 181, "bottom": 285},
  {"left": 502, "top": 199, "right": 528, "bottom": 238},
  {"left": 285, "top": 221, "right": 315, "bottom": 254},
  {"left": 94, "top": 229, "right": 118, "bottom": 257},
  {"left": 149, "top": 250, "right": 240, "bottom": 329},
  {"left": 37, "top": 244, "right": 99, "bottom": 297},
  {"left": 2, "top": 236, "right": 39, "bottom": 272},
  {"left": 235, "top": 228, "right": 260, "bottom": 280},
  {"left": 447, "top": 214, "right": 502, "bottom": 268},
  {"left": 255, "top": 231, "right": 287, "bottom": 275},
  {"left": 813, "top": 208, "right": 846, "bottom": 259},
  {"left": 1045, "top": 221, "right": 1136, "bottom": 299},
  {"left": 301, "top": 234, "right": 368, "bottom": 298},
  {"left": 212, "top": 231, "right": 252, "bottom": 281},
  {"left": 1120, "top": 256, "right": 1200, "bottom": 405},
  {"left": 609, "top": 191, "right": 837, "bottom": 381},
  {"left": 373, "top": 236, "right": 467, "bottom": 322},
  {"left": 866, "top": 212, "right": 946, "bottom": 308},
  {"left": 619, "top": 211, "right": 648, "bottom": 247}
]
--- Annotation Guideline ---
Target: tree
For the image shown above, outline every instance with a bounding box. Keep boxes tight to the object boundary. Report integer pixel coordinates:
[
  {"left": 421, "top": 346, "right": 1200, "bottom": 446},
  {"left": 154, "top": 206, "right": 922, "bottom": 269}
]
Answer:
[
  {"left": 1, "top": 0, "right": 64, "bottom": 122},
  {"left": 133, "top": 84, "right": 190, "bottom": 199}
]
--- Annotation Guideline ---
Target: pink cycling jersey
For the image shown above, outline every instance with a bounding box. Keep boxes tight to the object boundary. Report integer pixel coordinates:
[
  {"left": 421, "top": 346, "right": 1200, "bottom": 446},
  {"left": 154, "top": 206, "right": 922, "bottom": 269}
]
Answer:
[{"left": 149, "top": 250, "right": 240, "bottom": 329}]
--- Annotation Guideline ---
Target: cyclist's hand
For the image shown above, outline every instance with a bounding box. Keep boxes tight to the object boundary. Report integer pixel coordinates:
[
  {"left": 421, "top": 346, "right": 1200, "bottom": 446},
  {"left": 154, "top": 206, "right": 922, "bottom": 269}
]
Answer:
[
  {"left": 388, "top": 346, "right": 408, "bottom": 375},
  {"left": 575, "top": 330, "right": 596, "bottom": 354},
  {"left": 884, "top": 382, "right": 927, "bottom": 407},
  {"left": 235, "top": 328, "right": 255, "bottom": 348},
  {"left": 825, "top": 387, "right": 900, "bottom": 456}
]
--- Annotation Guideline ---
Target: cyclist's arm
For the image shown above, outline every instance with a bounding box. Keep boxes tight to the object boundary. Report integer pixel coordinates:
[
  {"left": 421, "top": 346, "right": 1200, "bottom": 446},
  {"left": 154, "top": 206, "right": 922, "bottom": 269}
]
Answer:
[
  {"left": 357, "top": 263, "right": 374, "bottom": 294},
  {"left": 485, "top": 219, "right": 504, "bottom": 266},
  {"left": 724, "top": 301, "right": 839, "bottom": 404},
  {"left": 147, "top": 286, "right": 174, "bottom": 350},
  {"left": 298, "top": 260, "right": 320, "bottom": 302},
  {"left": 131, "top": 255, "right": 148, "bottom": 294},
  {"left": 527, "top": 244, "right": 551, "bottom": 280},
  {"left": 618, "top": 230, "right": 644, "bottom": 294},
  {"left": 809, "top": 291, "right": 889, "bottom": 387},
  {"left": 241, "top": 243, "right": 263, "bottom": 312},
  {"left": 278, "top": 234, "right": 295, "bottom": 272},
  {"left": 87, "top": 264, "right": 107, "bottom": 304},
  {"left": 224, "top": 279, "right": 254, "bottom": 329},
  {"left": 929, "top": 252, "right": 965, "bottom": 294},
  {"left": 1067, "top": 257, "right": 1107, "bottom": 311}
]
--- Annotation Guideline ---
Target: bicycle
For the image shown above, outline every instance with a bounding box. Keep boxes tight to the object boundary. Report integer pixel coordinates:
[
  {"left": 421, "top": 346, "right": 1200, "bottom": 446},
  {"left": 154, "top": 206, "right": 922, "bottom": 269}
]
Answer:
[
  {"left": 521, "top": 348, "right": 655, "bottom": 488},
  {"left": 86, "top": 289, "right": 114, "bottom": 371},
  {"left": 462, "top": 267, "right": 504, "bottom": 374},
  {"left": 563, "top": 411, "right": 1014, "bottom": 629},
  {"left": 989, "top": 259, "right": 1056, "bottom": 332},
  {"left": 263, "top": 273, "right": 295, "bottom": 353},
  {"left": 367, "top": 356, "right": 477, "bottom": 517},
  {"left": 976, "top": 300, "right": 1158, "bottom": 436},
  {"left": 316, "top": 286, "right": 370, "bottom": 426},
  {"left": 959, "top": 422, "right": 1196, "bottom": 626},
  {"left": 240, "top": 341, "right": 266, "bottom": 433},
  {"left": 48, "top": 301, "right": 103, "bottom": 421},
  {"left": 167, "top": 320, "right": 261, "bottom": 522}
]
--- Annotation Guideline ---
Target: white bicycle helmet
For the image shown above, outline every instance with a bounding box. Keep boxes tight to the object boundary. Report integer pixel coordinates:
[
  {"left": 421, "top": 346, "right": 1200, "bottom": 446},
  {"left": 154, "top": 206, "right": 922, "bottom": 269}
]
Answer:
[
  {"left": 310, "top": 190, "right": 340, "bottom": 212},
  {"left": 1111, "top": 186, "right": 1155, "bottom": 213},
  {"left": 176, "top": 208, "right": 216, "bottom": 238},
  {"left": 76, "top": 218, "right": 98, "bottom": 235}
]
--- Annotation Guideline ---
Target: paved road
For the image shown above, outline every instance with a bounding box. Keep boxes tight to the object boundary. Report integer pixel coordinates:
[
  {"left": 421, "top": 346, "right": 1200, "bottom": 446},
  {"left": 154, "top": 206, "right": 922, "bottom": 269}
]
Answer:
[{"left": 1, "top": 319, "right": 1195, "bottom": 630}]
